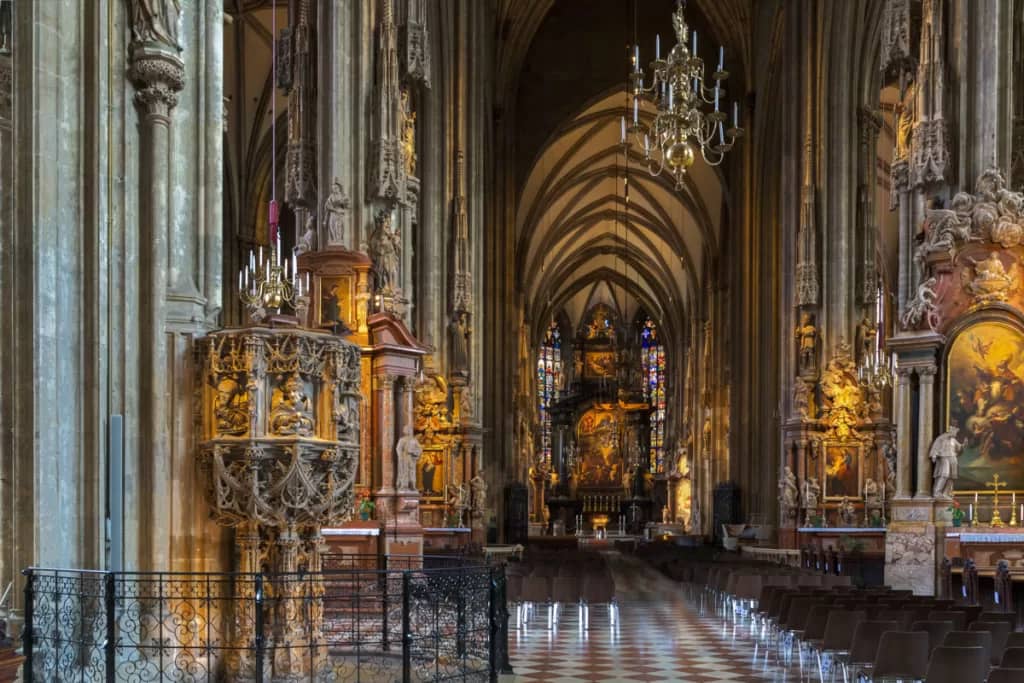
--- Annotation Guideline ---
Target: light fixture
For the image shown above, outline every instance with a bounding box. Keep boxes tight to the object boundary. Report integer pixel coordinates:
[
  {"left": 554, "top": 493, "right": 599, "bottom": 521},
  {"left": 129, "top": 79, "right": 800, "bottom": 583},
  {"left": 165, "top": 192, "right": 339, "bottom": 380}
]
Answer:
[
  {"left": 622, "top": 0, "right": 744, "bottom": 189},
  {"left": 238, "top": 0, "right": 306, "bottom": 317}
]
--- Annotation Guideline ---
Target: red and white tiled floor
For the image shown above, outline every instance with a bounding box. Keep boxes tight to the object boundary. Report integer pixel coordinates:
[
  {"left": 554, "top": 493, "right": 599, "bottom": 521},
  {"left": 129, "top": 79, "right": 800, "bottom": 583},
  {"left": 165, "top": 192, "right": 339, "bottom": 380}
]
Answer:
[{"left": 504, "top": 553, "right": 791, "bottom": 683}]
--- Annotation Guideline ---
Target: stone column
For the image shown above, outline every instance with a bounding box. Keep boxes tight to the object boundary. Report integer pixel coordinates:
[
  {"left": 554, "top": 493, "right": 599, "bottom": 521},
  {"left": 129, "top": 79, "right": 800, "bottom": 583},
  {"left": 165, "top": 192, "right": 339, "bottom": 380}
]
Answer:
[
  {"left": 916, "top": 365, "right": 937, "bottom": 498},
  {"left": 373, "top": 374, "right": 397, "bottom": 499},
  {"left": 895, "top": 366, "right": 914, "bottom": 499},
  {"left": 128, "top": 44, "right": 185, "bottom": 570}
]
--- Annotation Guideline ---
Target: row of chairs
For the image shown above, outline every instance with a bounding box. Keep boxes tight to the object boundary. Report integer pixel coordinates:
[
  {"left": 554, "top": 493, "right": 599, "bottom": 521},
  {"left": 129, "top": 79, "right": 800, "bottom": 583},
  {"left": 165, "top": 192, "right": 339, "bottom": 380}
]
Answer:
[{"left": 506, "top": 550, "right": 617, "bottom": 629}]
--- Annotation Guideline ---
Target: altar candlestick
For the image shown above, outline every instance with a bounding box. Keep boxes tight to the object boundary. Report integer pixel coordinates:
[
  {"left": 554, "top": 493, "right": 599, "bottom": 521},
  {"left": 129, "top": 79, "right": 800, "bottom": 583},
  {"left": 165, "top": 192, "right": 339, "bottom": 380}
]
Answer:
[
  {"left": 969, "top": 503, "right": 973, "bottom": 521},
  {"left": 692, "top": 30, "right": 697, "bottom": 55},
  {"left": 718, "top": 46, "right": 724, "bottom": 71},
  {"left": 621, "top": 116, "right": 626, "bottom": 143},
  {"left": 656, "top": 34, "right": 660, "bottom": 60}
]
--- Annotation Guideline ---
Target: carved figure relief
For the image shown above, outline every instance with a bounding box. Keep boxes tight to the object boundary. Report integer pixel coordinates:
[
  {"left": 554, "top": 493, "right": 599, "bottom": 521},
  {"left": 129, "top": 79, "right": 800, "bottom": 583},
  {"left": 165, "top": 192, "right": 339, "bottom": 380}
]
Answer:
[
  {"left": 269, "top": 373, "right": 315, "bottom": 436},
  {"left": 792, "top": 379, "right": 814, "bottom": 420},
  {"left": 820, "top": 342, "right": 865, "bottom": 439},
  {"left": 296, "top": 214, "right": 317, "bottom": 254},
  {"left": 838, "top": 496, "right": 858, "bottom": 527},
  {"left": 215, "top": 377, "right": 249, "bottom": 436},
  {"left": 414, "top": 374, "right": 451, "bottom": 443},
  {"left": 779, "top": 466, "right": 799, "bottom": 523},
  {"left": 802, "top": 476, "right": 821, "bottom": 523},
  {"left": 857, "top": 314, "right": 878, "bottom": 364},
  {"left": 128, "top": 0, "right": 182, "bottom": 48},
  {"left": 901, "top": 276, "right": 940, "bottom": 330},
  {"left": 962, "top": 253, "right": 1018, "bottom": 303},
  {"left": 323, "top": 179, "right": 351, "bottom": 248}
]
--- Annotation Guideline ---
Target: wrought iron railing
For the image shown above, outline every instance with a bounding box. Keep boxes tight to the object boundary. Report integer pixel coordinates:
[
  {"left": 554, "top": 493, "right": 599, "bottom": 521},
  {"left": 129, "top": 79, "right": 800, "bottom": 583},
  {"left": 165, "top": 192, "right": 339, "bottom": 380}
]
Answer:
[{"left": 22, "top": 555, "right": 510, "bottom": 682}]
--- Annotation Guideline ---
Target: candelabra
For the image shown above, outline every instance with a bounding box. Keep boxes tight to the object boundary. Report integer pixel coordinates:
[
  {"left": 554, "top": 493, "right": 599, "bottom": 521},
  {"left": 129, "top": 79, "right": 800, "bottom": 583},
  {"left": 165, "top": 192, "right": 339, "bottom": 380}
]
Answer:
[
  {"left": 239, "top": 200, "right": 308, "bottom": 316},
  {"left": 623, "top": 0, "right": 744, "bottom": 189}
]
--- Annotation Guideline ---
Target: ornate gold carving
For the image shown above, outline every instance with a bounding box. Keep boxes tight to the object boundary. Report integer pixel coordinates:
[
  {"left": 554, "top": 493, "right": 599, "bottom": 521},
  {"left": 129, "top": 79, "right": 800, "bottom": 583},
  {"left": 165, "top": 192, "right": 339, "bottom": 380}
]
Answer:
[
  {"left": 414, "top": 373, "right": 450, "bottom": 444},
  {"left": 215, "top": 377, "right": 249, "bottom": 436},
  {"left": 400, "top": 89, "right": 417, "bottom": 177},
  {"left": 819, "top": 342, "right": 865, "bottom": 439}
]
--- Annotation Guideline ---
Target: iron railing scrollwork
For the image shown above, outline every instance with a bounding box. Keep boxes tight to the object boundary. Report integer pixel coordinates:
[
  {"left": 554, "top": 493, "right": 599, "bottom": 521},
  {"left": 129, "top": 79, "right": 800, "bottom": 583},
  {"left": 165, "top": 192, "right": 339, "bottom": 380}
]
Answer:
[{"left": 22, "top": 555, "right": 505, "bottom": 682}]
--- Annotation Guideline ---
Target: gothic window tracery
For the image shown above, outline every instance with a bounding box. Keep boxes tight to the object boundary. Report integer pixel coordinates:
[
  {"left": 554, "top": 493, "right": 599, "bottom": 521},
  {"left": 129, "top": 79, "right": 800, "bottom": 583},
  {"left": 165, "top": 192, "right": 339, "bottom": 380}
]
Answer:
[
  {"left": 641, "top": 317, "right": 666, "bottom": 472},
  {"left": 537, "top": 319, "right": 562, "bottom": 464}
]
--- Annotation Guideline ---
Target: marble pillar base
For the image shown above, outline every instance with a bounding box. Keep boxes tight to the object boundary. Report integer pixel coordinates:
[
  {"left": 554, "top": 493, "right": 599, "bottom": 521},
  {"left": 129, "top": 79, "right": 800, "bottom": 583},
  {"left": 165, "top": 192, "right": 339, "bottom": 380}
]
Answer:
[{"left": 885, "top": 499, "right": 942, "bottom": 595}]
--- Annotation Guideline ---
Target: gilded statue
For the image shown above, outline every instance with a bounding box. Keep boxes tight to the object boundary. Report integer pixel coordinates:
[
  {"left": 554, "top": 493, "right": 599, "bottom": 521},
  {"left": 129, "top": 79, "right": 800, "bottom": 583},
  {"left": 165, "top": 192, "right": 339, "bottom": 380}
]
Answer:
[
  {"left": 269, "top": 373, "right": 314, "bottom": 436},
  {"left": 370, "top": 209, "right": 401, "bottom": 293},
  {"left": 129, "top": 0, "right": 181, "bottom": 48},
  {"left": 395, "top": 425, "right": 423, "bottom": 491},
  {"left": 795, "top": 312, "right": 818, "bottom": 376},
  {"left": 895, "top": 83, "right": 915, "bottom": 161},
  {"left": 323, "top": 178, "right": 351, "bottom": 248},
  {"left": 214, "top": 377, "right": 249, "bottom": 436},
  {"left": 400, "top": 89, "right": 417, "bottom": 177},
  {"left": 930, "top": 425, "right": 963, "bottom": 499},
  {"left": 820, "top": 342, "right": 865, "bottom": 438}
]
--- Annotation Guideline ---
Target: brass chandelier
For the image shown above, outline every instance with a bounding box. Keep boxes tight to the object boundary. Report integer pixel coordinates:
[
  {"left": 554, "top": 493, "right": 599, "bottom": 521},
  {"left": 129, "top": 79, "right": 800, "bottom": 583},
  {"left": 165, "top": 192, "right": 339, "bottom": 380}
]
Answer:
[{"left": 622, "top": 0, "right": 744, "bottom": 189}]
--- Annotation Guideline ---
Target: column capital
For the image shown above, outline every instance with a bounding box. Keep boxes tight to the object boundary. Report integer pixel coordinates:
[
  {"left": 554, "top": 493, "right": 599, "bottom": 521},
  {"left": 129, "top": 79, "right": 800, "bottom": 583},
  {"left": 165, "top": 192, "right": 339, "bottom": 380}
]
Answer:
[
  {"left": 918, "top": 365, "right": 938, "bottom": 379},
  {"left": 128, "top": 45, "right": 185, "bottom": 118},
  {"left": 373, "top": 374, "right": 398, "bottom": 391}
]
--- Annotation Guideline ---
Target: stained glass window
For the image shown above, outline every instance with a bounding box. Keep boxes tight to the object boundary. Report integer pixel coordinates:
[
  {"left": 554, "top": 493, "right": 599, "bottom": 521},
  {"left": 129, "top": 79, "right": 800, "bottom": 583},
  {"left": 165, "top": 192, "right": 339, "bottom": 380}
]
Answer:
[
  {"left": 641, "top": 317, "right": 666, "bottom": 472},
  {"left": 537, "top": 320, "right": 562, "bottom": 464}
]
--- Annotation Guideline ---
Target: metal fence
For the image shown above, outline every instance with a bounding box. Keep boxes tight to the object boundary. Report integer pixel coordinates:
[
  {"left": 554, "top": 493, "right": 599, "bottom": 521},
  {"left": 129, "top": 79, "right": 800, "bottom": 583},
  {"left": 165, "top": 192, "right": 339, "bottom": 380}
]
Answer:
[{"left": 22, "top": 555, "right": 509, "bottom": 682}]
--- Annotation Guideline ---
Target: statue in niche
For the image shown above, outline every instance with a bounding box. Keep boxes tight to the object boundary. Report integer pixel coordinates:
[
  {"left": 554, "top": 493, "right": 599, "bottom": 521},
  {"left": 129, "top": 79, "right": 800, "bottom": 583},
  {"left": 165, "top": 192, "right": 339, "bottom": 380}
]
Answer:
[
  {"left": 802, "top": 476, "right": 821, "bottom": 519},
  {"left": 792, "top": 379, "right": 813, "bottom": 420},
  {"left": 930, "top": 425, "right": 964, "bottom": 499},
  {"left": 400, "top": 89, "right": 417, "bottom": 177},
  {"left": 296, "top": 213, "right": 317, "bottom": 254},
  {"left": 323, "top": 178, "right": 351, "bottom": 248},
  {"left": 269, "top": 373, "right": 314, "bottom": 436},
  {"left": 370, "top": 209, "right": 401, "bottom": 293},
  {"left": 857, "top": 314, "right": 878, "bottom": 364},
  {"left": 449, "top": 311, "right": 471, "bottom": 377},
  {"left": 795, "top": 312, "right": 818, "bottom": 376},
  {"left": 395, "top": 425, "right": 423, "bottom": 491},
  {"left": 214, "top": 377, "right": 249, "bottom": 435},
  {"left": 779, "top": 466, "right": 799, "bottom": 524},
  {"left": 128, "top": 0, "right": 182, "bottom": 48},
  {"left": 838, "top": 496, "right": 858, "bottom": 527}
]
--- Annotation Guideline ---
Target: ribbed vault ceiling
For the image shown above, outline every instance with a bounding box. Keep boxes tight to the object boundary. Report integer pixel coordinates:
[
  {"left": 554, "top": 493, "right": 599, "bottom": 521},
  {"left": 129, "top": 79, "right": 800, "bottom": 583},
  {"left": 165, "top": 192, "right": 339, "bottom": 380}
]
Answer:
[{"left": 518, "top": 91, "right": 724, "bottom": 347}]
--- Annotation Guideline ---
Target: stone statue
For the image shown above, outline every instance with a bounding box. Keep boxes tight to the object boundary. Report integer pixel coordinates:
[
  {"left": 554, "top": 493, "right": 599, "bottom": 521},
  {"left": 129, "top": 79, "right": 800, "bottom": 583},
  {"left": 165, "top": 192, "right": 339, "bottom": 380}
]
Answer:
[
  {"left": 779, "top": 466, "right": 799, "bottom": 524},
  {"left": 296, "top": 213, "right": 317, "bottom": 254},
  {"left": 214, "top": 377, "right": 248, "bottom": 435},
  {"left": 395, "top": 425, "right": 423, "bottom": 491},
  {"left": 883, "top": 442, "right": 898, "bottom": 499},
  {"left": 863, "top": 478, "right": 882, "bottom": 524},
  {"left": 470, "top": 470, "right": 487, "bottom": 522},
  {"left": 459, "top": 387, "right": 474, "bottom": 421},
  {"left": 858, "top": 314, "right": 878, "bottom": 364},
  {"left": 400, "top": 89, "right": 417, "bottom": 177},
  {"left": 129, "top": 0, "right": 182, "bottom": 48},
  {"left": 449, "top": 311, "right": 471, "bottom": 377},
  {"left": 792, "top": 379, "right": 813, "bottom": 419},
  {"left": 802, "top": 476, "right": 821, "bottom": 522},
  {"left": 838, "top": 496, "right": 858, "bottom": 527},
  {"left": 447, "top": 483, "right": 467, "bottom": 525},
  {"left": 269, "top": 373, "right": 314, "bottom": 436},
  {"left": 795, "top": 312, "right": 818, "bottom": 375},
  {"left": 900, "top": 276, "right": 939, "bottom": 330},
  {"left": 370, "top": 209, "right": 401, "bottom": 293},
  {"left": 930, "top": 425, "right": 963, "bottom": 499},
  {"left": 323, "top": 178, "right": 351, "bottom": 248}
]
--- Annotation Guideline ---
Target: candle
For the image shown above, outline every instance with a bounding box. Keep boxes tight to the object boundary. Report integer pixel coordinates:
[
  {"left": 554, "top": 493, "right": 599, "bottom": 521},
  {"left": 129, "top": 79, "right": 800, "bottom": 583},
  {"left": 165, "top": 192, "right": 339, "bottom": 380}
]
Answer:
[
  {"left": 249, "top": 250, "right": 255, "bottom": 271},
  {"left": 238, "top": 270, "right": 243, "bottom": 290},
  {"left": 656, "top": 34, "right": 660, "bottom": 60},
  {"left": 975, "top": 492, "right": 979, "bottom": 505},
  {"left": 714, "top": 85, "right": 720, "bottom": 110},
  {"left": 292, "top": 252, "right": 298, "bottom": 277},
  {"left": 620, "top": 116, "right": 626, "bottom": 143},
  {"left": 692, "top": 30, "right": 697, "bottom": 55},
  {"left": 634, "top": 44, "right": 640, "bottom": 72},
  {"left": 258, "top": 246, "right": 263, "bottom": 269},
  {"left": 969, "top": 503, "right": 973, "bottom": 521},
  {"left": 718, "top": 46, "right": 724, "bottom": 71},
  {"left": 668, "top": 85, "right": 673, "bottom": 109},
  {"left": 733, "top": 101, "right": 739, "bottom": 127},
  {"left": 633, "top": 97, "right": 639, "bottom": 124},
  {"left": 305, "top": 272, "right": 310, "bottom": 292},
  {"left": 644, "top": 134, "right": 650, "bottom": 155}
]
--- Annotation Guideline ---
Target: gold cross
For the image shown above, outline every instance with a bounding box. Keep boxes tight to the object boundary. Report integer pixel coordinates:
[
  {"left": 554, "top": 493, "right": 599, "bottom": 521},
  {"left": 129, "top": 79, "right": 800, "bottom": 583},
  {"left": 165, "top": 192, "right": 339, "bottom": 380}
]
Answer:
[{"left": 987, "top": 474, "right": 1007, "bottom": 497}]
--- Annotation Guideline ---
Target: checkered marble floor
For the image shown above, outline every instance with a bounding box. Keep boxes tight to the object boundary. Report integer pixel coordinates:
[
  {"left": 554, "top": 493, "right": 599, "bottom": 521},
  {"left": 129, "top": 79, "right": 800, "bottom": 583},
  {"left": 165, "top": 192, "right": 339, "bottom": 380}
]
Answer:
[{"left": 503, "top": 554, "right": 797, "bottom": 683}]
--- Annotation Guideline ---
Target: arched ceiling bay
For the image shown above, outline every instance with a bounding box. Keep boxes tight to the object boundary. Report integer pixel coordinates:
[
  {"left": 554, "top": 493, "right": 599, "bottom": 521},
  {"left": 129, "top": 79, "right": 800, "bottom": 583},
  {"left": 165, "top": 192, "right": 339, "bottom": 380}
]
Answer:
[{"left": 519, "top": 91, "right": 725, "bottom": 348}]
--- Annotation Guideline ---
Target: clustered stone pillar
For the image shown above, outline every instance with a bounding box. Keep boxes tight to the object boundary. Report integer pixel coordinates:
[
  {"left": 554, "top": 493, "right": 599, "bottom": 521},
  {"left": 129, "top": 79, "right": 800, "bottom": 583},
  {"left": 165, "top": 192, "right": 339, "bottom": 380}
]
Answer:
[
  {"left": 916, "top": 366, "right": 937, "bottom": 498},
  {"left": 894, "top": 366, "right": 914, "bottom": 499}
]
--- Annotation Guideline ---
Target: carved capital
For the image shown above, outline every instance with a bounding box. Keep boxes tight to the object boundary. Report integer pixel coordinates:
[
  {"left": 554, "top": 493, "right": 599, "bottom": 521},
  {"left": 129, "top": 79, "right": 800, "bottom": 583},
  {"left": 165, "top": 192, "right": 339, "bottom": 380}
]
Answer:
[
  {"left": 373, "top": 374, "right": 397, "bottom": 392},
  {"left": 128, "top": 47, "right": 185, "bottom": 118},
  {"left": 918, "top": 365, "right": 938, "bottom": 379},
  {"left": 896, "top": 365, "right": 914, "bottom": 382}
]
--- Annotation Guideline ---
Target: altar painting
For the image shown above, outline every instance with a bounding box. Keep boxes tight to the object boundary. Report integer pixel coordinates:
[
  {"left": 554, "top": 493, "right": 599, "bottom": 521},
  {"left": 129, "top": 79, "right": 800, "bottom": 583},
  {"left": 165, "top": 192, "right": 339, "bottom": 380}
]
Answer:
[
  {"left": 824, "top": 443, "right": 860, "bottom": 499},
  {"left": 947, "top": 321, "right": 1024, "bottom": 490},
  {"left": 417, "top": 448, "right": 445, "bottom": 500},
  {"left": 319, "top": 275, "right": 353, "bottom": 330},
  {"left": 576, "top": 408, "right": 621, "bottom": 486},
  {"left": 584, "top": 351, "right": 616, "bottom": 378}
]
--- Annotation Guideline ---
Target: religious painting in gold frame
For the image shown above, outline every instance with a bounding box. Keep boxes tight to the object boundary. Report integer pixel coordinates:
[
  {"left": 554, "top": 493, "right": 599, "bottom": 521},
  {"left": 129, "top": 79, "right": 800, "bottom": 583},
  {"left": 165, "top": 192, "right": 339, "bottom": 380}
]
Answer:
[
  {"left": 575, "top": 407, "right": 621, "bottom": 486},
  {"left": 318, "top": 274, "right": 354, "bottom": 331},
  {"left": 416, "top": 447, "right": 446, "bottom": 501},
  {"left": 823, "top": 441, "right": 862, "bottom": 500},
  {"left": 946, "top": 319, "right": 1024, "bottom": 490},
  {"left": 584, "top": 351, "right": 616, "bottom": 379}
]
